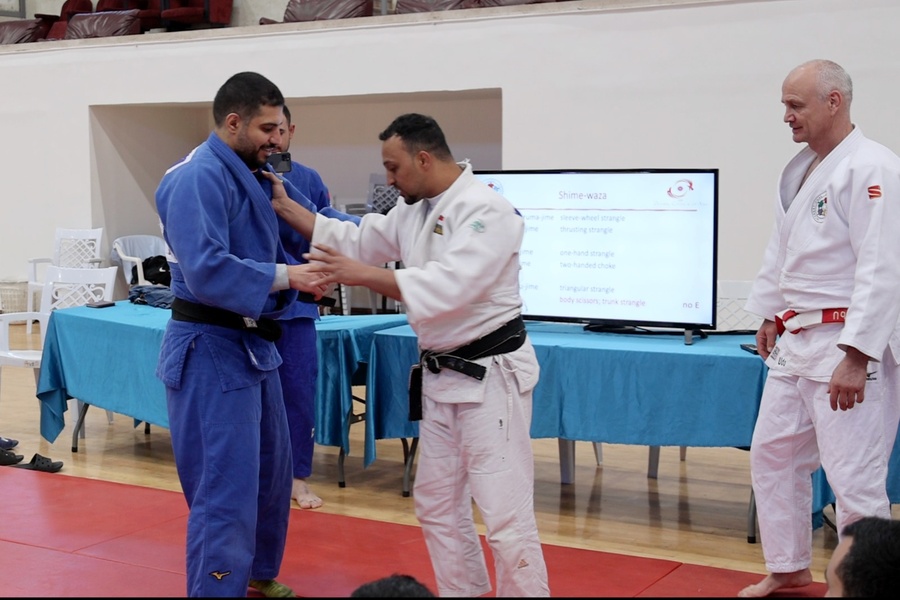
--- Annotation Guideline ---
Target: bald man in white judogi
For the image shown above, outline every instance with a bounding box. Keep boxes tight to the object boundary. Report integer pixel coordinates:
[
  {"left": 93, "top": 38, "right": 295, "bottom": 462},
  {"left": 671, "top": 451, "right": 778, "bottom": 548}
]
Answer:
[{"left": 740, "top": 59, "right": 900, "bottom": 598}]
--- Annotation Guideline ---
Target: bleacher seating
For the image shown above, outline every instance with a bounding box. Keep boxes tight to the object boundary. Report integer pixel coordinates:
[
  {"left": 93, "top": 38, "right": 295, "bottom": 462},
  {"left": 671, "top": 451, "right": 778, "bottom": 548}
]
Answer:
[
  {"left": 36, "top": 0, "right": 95, "bottom": 41},
  {"left": 0, "top": 19, "right": 48, "bottom": 44},
  {"left": 97, "top": 1, "right": 163, "bottom": 34},
  {"left": 260, "top": 0, "right": 374, "bottom": 25},
  {"left": 0, "top": 0, "right": 573, "bottom": 44},
  {"left": 64, "top": 9, "right": 141, "bottom": 38},
  {"left": 160, "top": 0, "right": 233, "bottom": 31},
  {"left": 461, "top": 0, "right": 555, "bottom": 7},
  {"left": 393, "top": 0, "right": 466, "bottom": 14}
]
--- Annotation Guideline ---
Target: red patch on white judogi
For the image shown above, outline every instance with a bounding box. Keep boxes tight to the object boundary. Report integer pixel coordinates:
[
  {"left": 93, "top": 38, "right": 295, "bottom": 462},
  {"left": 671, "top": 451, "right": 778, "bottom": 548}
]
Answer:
[{"left": 868, "top": 185, "right": 882, "bottom": 199}]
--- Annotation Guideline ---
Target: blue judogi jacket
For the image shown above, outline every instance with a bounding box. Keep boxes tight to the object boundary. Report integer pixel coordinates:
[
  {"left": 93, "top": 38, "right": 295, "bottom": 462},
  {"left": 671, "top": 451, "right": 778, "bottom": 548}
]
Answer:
[
  {"left": 278, "top": 160, "right": 359, "bottom": 320},
  {"left": 156, "top": 132, "right": 297, "bottom": 320}
]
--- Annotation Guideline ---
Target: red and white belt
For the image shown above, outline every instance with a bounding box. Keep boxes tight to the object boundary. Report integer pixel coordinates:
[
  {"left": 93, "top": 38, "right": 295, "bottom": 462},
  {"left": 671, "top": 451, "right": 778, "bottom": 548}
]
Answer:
[{"left": 775, "top": 308, "right": 847, "bottom": 335}]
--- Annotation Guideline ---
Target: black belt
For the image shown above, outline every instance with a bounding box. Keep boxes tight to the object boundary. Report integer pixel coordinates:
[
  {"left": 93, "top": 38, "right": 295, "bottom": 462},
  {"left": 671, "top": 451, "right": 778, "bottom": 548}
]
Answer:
[
  {"left": 419, "top": 316, "right": 527, "bottom": 381},
  {"left": 171, "top": 298, "right": 282, "bottom": 342},
  {"left": 298, "top": 291, "right": 337, "bottom": 308},
  {"left": 408, "top": 316, "right": 527, "bottom": 421}
]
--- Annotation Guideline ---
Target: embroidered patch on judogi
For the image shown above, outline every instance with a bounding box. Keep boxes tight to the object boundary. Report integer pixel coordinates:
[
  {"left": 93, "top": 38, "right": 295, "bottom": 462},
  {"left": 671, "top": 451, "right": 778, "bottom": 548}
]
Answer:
[{"left": 810, "top": 192, "right": 827, "bottom": 223}]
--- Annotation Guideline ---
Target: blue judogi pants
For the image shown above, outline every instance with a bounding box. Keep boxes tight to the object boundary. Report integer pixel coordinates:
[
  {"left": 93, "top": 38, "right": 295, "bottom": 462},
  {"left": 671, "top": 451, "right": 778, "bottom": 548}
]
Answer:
[
  {"left": 164, "top": 325, "right": 293, "bottom": 597},
  {"left": 275, "top": 318, "right": 318, "bottom": 479}
]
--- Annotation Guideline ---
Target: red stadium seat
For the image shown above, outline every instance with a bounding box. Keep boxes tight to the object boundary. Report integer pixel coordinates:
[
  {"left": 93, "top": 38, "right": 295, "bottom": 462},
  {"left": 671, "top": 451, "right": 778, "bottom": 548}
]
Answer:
[
  {"left": 35, "top": 0, "right": 95, "bottom": 41},
  {"left": 64, "top": 9, "right": 142, "bottom": 39},
  {"left": 96, "top": 0, "right": 163, "bottom": 33},
  {"left": 0, "top": 19, "right": 49, "bottom": 44},
  {"left": 160, "top": 0, "right": 233, "bottom": 31},
  {"left": 259, "top": 0, "right": 374, "bottom": 25}
]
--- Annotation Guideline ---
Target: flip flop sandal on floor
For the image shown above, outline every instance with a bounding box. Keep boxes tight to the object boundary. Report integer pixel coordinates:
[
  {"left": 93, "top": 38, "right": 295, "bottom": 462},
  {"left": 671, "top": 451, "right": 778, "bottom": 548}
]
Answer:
[
  {"left": 0, "top": 436, "right": 19, "bottom": 451},
  {"left": 0, "top": 449, "right": 24, "bottom": 466},
  {"left": 12, "top": 453, "right": 63, "bottom": 473}
]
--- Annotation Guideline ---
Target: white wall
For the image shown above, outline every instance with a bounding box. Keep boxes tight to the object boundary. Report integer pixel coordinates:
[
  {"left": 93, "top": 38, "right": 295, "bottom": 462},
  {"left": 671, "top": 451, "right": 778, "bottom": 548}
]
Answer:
[{"left": 2, "top": 0, "right": 900, "bottom": 292}]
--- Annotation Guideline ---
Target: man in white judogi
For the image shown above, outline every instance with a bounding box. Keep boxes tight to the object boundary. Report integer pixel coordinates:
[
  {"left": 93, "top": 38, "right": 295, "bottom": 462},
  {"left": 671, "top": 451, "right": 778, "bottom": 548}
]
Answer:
[
  {"left": 739, "top": 59, "right": 900, "bottom": 597},
  {"left": 265, "top": 113, "right": 550, "bottom": 597}
]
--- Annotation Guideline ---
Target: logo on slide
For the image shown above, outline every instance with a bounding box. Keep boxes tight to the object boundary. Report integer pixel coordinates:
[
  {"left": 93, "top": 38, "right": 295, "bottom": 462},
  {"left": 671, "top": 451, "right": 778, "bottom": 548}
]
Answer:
[
  {"left": 666, "top": 179, "right": 694, "bottom": 199},
  {"left": 483, "top": 179, "right": 504, "bottom": 195}
]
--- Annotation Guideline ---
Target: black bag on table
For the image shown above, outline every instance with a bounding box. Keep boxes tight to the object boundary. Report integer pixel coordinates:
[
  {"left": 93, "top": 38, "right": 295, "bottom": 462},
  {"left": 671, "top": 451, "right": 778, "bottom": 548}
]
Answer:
[{"left": 132, "top": 255, "right": 171, "bottom": 287}]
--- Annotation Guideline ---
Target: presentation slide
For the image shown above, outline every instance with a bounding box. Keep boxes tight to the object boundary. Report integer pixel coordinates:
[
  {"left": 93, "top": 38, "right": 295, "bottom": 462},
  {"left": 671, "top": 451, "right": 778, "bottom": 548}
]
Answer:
[{"left": 475, "top": 170, "right": 718, "bottom": 329}]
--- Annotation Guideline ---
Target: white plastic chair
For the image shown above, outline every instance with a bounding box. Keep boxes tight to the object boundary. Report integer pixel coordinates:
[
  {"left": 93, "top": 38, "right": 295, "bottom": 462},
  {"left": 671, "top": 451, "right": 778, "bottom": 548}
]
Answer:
[
  {"left": 26, "top": 227, "right": 104, "bottom": 334},
  {"left": 1, "top": 266, "right": 119, "bottom": 435},
  {"left": 366, "top": 174, "right": 401, "bottom": 216},
  {"left": 110, "top": 234, "right": 168, "bottom": 287}
]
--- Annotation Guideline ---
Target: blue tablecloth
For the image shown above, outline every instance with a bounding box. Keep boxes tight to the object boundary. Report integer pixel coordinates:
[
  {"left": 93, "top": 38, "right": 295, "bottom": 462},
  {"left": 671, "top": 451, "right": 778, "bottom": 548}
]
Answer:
[
  {"left": 38, "top": 302, "right": 169, "bottom": 439},
  {"left": 36, "top": 301, "right": 407, "bottom": 455},
  {"left": 364, "top": 320, "right": 900, "bottom": 516},
  {"left": 37, "top": 305, "right": 899, "bottom": 518},
  {"left": 312, "top": 313, "right": 408, "bottom": 453},
  {"left": 365, "top": 322, "right": 767, "bottom": 467}
]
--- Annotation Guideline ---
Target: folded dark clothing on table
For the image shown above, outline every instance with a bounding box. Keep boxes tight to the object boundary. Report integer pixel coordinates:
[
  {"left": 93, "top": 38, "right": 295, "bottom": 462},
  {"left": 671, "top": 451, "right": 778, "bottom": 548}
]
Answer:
[{"left": 129, "top": 284, "right": 175, "bottom": 309}]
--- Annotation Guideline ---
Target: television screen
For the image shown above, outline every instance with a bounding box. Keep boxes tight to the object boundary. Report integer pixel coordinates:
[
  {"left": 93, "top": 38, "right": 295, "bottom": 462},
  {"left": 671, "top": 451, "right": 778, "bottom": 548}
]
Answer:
[{"left": 474, "top": 169, "right": 719, "bottom": 331}]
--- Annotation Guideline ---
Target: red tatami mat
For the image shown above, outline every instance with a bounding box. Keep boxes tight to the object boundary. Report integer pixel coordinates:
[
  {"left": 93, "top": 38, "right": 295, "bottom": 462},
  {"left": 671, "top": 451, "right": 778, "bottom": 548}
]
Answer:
[
  {"left": 637, "top": 563, "right": 826, "bottom": 598},
  {"left": 0, "top": 468, "right": 827, "bottom": 597}
]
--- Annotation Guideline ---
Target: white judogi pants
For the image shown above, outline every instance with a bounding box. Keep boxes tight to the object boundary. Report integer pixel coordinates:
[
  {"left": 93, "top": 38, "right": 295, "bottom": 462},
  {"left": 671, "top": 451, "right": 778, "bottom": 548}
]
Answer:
[
  {"left": 413, "top": 354, "right": 549, "bottom": 597},
  {"left": 750, "top": 367, "right": 900, "bottom": 572}
]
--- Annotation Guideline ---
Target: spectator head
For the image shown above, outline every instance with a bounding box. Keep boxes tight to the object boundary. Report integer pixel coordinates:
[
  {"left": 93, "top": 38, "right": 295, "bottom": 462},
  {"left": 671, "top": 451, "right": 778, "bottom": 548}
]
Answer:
[{"left": 825, "top": 516, "right": 900, "bottom": 597}]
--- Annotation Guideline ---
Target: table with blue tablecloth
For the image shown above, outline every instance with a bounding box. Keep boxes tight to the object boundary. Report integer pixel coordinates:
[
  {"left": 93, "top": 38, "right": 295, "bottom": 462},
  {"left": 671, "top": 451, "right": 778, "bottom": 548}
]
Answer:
[
  {"left": 36, "top": 301, "right": 407, "bottom": 457},
  {"left": 36, "top": 304, "right": 899, "bottom": 528},
  {"left": 313, "top": 312, "right": 408, "bottom": 453},
  {"left": 365, "top": 322, "right": 767, "bottom": 464},
  {"left": 365, "top": 320, "right": 900, "bottom": 520}
]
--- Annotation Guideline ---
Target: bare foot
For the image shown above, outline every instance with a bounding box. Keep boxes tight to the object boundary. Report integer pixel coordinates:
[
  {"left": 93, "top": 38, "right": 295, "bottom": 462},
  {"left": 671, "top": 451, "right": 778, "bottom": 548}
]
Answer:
[
  {"left": 737, "top": 570, "right": 813, "bottom": 597},
  {"left": 291, "top": 478, "right": 323, "bottom": 510}
]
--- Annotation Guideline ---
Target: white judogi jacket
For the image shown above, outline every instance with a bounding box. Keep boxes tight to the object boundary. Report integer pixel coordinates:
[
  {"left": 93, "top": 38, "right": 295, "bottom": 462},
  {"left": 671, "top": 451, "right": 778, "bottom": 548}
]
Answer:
[
  {"left": 312, "top": 162, "right": 539, "bottom": 412},
  {"left": 312, "top": 162, "right": 524, "bottom": 352},
  {"left": 745, "top": 127, "right": 900, "bottom": 379}
]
